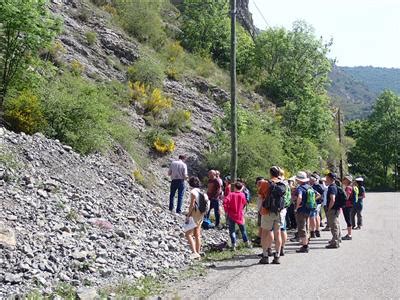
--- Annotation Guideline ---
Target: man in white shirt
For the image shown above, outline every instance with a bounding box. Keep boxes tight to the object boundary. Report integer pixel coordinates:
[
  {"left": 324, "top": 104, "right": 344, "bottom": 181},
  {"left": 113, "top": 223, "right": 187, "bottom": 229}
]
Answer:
[{"left": 168, "top": 155, "right": 188, "bottom": 213}]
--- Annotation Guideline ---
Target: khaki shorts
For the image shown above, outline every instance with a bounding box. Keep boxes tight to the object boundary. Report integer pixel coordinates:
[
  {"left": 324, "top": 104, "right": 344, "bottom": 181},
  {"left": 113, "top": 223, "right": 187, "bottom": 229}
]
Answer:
[
  {"left": 261, "top": 213, "right": 281, "bottom": 231},
  {"left": 296, "top": 212, "right": 309, "bottom": 239}
]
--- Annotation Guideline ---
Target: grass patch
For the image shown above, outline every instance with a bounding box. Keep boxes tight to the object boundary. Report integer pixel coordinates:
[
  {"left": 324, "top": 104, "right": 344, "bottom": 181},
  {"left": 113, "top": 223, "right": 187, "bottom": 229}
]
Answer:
[
  {"left": 204, "top": 245, "right": 254, "bottom": 262},
  {"left": 100, "top": 276, "right": 163, "bottom": 298}
]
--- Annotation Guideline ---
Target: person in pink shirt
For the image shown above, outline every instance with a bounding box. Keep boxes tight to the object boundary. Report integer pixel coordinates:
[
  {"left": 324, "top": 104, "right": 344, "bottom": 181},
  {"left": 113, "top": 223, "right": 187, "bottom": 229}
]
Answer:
[{"left": 223, "top": 181, "right": 250, "bottom": 250}]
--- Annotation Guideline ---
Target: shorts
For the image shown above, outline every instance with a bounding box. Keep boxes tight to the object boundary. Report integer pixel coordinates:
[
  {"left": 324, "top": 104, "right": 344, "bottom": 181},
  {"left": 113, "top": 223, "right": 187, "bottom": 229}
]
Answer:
[
  {"left": 296, "top": 212, "right": 309, "bottom": 239},
  {"left": 257, "top": 212, "right": 261, "bottom": 227},
  {"left": 261, "top": 212, "right": 281, "bottom": 231},
  {"left": 280, "top": 208, "right": 287, "bottom": 231},
  {"left": 309, "top": 209, "right": 318, "bottom": 218}
]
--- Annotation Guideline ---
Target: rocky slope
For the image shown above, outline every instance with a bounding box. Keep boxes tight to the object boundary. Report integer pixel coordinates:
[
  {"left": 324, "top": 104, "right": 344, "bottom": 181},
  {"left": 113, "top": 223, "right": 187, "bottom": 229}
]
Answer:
[
  {"left": 0, "top": 128, "right": 229, "bottom": 297},
  {"left": 0, "top": 0, "right": 241, "bottom": 297}
]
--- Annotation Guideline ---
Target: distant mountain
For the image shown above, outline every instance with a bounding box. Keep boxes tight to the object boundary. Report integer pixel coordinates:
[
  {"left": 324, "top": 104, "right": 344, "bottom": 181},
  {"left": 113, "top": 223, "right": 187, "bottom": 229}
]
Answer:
[{"left": 328, "top": 66, "right": 400, "bottom": 120}]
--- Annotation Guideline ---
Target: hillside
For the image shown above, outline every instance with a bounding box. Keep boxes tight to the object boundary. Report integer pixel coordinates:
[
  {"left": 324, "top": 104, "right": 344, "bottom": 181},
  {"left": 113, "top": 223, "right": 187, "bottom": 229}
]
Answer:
[{"left": 328, "top": 66, "right": 400, "bottom": 120}]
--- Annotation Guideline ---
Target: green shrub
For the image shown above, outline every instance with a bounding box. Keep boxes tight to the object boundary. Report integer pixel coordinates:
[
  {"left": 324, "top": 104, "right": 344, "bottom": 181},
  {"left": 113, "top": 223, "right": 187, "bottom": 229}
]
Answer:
[
  {"left": 85, "top": 31, "right": 97, "bottom": 45},
  {"left": 4, "top": 89, "right": 46, "bottom": 134},
  {"left": 166, "top": 109, "right": 191, "bottom": 134},
  {"left": 113, "top": 0, "right": 167, "bottom": 47},
  {"left": 127, "top": 56, "right": 165, "bottom": 88},
  {"left": 163, "top": 41, "right": 185, "bottom": 80},
  {"left": 40, "top": 73, "right": 115, "bottom": 154}
]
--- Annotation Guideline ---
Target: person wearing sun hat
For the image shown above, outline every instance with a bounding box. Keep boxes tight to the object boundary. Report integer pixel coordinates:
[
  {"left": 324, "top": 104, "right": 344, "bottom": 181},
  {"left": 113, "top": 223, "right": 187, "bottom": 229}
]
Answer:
[
  {"left": 294, "top": 171, "right": 312, "bottom": 253},
  {"left": 352, "top": 177, "right": 366, "bottom": 229}
]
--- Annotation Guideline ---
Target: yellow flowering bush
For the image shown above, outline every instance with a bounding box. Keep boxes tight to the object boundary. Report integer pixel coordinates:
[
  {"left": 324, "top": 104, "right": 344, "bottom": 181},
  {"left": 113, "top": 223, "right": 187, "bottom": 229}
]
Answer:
[
  {"left": 153, "top": 136, "right": 175, "bottom": 153},
  {"left": 70, "top": 59, "right": 85, "bottom": 76},
  {"left": 144, "top": 88, "right": 172, "bottom": 116},
  {"left": 129, "top": 81, "right": 148, "bottom": 102},
  {"left": 4, "top": 90, "right": 46, "bottom": 134}
]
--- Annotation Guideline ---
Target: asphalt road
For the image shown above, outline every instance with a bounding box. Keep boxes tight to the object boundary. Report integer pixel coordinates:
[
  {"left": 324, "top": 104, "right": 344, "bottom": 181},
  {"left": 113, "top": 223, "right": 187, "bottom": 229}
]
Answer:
[{"left": 173, "top": 193, "right": 400, "bottom": 299}]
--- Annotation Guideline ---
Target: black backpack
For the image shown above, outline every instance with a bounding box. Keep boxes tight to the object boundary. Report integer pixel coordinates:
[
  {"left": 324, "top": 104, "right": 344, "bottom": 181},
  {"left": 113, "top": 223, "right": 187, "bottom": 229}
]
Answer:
[
  {"left": 333, "top": 186, "right": 346, "bottom": 209},
  {"left": 262, "top": 180, "right": 286, "bottom": 213},
  {"left": 196, "top": 191, "right": 209, "bottom": 213}
]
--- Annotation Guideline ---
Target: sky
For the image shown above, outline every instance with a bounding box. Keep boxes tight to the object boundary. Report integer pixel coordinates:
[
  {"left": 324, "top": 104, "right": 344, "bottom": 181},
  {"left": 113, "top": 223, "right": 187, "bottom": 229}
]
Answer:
[{"left": 249, "top": 0, "right": 400, "bottom": 68}]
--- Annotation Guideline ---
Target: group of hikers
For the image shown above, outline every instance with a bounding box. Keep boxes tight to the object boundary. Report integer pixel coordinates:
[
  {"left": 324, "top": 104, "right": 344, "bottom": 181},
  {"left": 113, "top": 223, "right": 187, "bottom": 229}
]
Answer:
[{"left": 168, "top": 155, "right": 366, "bottom": 263}]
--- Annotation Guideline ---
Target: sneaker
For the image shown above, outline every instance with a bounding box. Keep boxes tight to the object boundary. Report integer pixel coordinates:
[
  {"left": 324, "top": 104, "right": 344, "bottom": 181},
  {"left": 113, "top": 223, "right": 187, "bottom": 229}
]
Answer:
[
  {"left": 230, "top": 245, "right": 236, "bottom": 251},
  {"left": 325, "top": 243, "right": 339, "bottom": 249},
  {"left": 272, "top": 254, "right": 280, "bottom": 264},
  {"left": 296, "top": 245, "right": 309, "bottom": 253},
  {"left": 259, "top": 256, "right": 269, "bottom": 264},
  {"left": 190, "top": 253, "right": 201, "bottom": 260},
  {"left": 267, "top": 248, "right": 273, "bottom": 257},
  {"left": 342, "top": 235, "right": 352, "bottom": 240},
  {"left": 245, "top": 241, "right": 252, "bottom": 248},
  {"left": 310, "top": 231, "right": 316, "bottom": 238},
  {"left": 315, "top": 230, "right": 321, "bottom": 237},
  {"left": 322, "top": 227, "right": 330, "bottom": 231}
]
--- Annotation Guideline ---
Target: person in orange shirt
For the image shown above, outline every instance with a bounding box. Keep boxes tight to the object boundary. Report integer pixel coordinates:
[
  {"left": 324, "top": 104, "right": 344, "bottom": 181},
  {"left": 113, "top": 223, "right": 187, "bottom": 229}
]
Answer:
[{"left": 258, "top": 166, "right": 283, "bottom": 264}]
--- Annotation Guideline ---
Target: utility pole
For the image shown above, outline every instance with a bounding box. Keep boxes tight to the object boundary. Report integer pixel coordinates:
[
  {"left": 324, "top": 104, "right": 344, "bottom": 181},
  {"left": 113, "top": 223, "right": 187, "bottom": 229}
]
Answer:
[
  {"left": 230, "top": 0, "right": 237, "bottom": 190},
  {"left": 338, "top": 107, "right": 344, "bottom": 179}
]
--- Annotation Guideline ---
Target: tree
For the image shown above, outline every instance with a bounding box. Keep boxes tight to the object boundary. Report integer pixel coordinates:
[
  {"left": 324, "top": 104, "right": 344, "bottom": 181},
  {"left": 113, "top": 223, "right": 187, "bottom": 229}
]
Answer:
[
  {"left": 347, "top": 91, "right": 400, "bottom": 190},
  {"left": 253, "top": 21, "right": 332, "bottom": 106},
  {"left": 0, "top": 0, "right": 61, "bottom": 111}
]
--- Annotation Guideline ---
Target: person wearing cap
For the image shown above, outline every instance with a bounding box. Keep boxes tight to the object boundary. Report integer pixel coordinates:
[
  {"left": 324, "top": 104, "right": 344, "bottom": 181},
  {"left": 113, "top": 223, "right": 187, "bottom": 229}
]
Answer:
[
  {"left": 352, "top": 177, "right": 366, "bottom": 230},
  {"left": 325, "top": 172, "right": 341, "bottom": 249},
  {"left": 258, "top": 166, "right": 283, "bottom": 264},
  {"left": 294, "top": 171, "right": 312, "bottom": 253},
  {"left": 310, "top": 174, "right": 324, "bottom": 238},
  {"left": 342, "top": 175, "right": 354, "bottom": 240}
]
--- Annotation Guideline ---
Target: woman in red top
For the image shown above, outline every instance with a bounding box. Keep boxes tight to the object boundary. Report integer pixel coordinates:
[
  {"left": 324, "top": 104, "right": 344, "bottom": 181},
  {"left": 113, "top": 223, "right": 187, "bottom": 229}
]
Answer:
[{"left": 223, "top": 181, "right": 250, "bottom": 250}]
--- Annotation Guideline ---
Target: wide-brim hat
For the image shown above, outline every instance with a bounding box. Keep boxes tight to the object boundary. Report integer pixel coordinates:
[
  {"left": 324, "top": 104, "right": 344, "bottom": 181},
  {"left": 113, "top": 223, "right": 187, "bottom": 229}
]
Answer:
[
  {"left": 344, "top": 175, "right": 353, "bottom": 182},
  {"left": 295, "top": 171, "right": 309, "bottom": 183}
]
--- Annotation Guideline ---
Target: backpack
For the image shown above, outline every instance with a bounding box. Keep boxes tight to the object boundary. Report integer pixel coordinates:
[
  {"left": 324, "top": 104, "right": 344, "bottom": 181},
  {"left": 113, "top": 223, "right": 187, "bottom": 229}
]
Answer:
[
  {"left": 333, "top": 186, "right": 346, "bottom": 209},
  {"left": 284, "top": 185, "right": 291, "bottom": 208},
  {"left": 196, "top": 191, "right": 209, "bottom": 214},
  {"left": 243, "top": 188, "right": 251, "bottom": 203},
  {"left": 201, "top": 217, "right": 215, "bottom": 230},
  {"left": 305, "top": 188, "right": 316, "bottom": 210},
  {"left": 262, "top": 180, "right": 286, "bottom": 213}
]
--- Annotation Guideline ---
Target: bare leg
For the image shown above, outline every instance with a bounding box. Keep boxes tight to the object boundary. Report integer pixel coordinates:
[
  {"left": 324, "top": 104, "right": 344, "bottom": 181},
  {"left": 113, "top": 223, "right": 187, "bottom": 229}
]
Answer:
[
  {"left": 185, "top": 229, "right": 197, "bottom": 254},
  {"left": 281, "top": 230, "right": 287, "bottom": 250},
  {"left": 273, "top": 223, "right": 282, "bottom": 254},
  {"left": 193, "top": 226, "right": 201, "bottom": 254}
]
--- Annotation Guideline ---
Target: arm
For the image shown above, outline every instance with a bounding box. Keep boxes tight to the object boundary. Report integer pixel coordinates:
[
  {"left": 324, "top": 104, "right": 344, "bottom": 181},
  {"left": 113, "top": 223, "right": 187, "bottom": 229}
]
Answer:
[
  {"left": 328, "top": 194, "right": 335, "bottom": 210},
  {"left": 315, "top": 192, "right": 321, "bottom": 201},
  {"left": 168, "top": 168, "right": 172, "bottom": 176},
  {"left": 184, "top": 164, "right": 188, "bottom": 180},
  {"left": 296, "top": 193, "right": 302, "bottom": 211}
]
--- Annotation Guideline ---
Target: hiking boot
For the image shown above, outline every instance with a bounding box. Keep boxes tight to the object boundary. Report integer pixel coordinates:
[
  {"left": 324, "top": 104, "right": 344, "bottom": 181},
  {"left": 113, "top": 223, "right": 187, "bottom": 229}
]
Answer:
[
  {"left": 342, "top": 235, "right": 352, "bottom": 240},
  {"left": 259, "top": 256, "right": 269, "bottom": 264},
  {"left": 296, "top": 245, "right": 309, "bottom": 253},
  {"left": 325, "top": 243, "right": 339, "bottom": 249},
  {"left": 289, "top": 237, "right": 299, "bottom": 242},
  {"left": 280, "top": 247, "right": 285, "bottom": 257},
  {"left": 310, "top": 231, "right": 316, "bottom": 238},
  {"left": 315, "top": 230, "right": 321, "bottom": 237},
  {"left": 245, "top": 241, "right": 252, "bottom": 248},
  {"left": 258, "top": 253, "right": 263, "bottom": 257},
  {"left": 267, "top": 248, "right": 273, "bottom": 257},
  {"left": 272, "top": 253, "right": 281, "bottom": 264},
  {"left": 322, "top": 227, "right": 330, "bottom": 231},
  {"left": 230, "top": 245, "right": 236, "bottom": 251}
]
